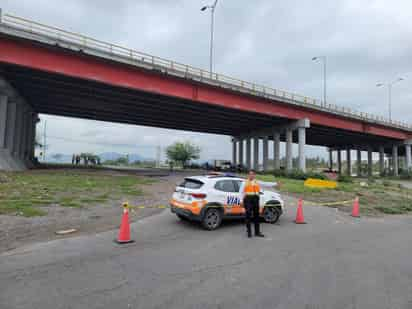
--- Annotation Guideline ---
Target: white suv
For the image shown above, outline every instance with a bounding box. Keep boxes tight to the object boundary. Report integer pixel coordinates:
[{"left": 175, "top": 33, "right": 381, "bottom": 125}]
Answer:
[{"left": 170, "top": 174, "right": 284, "bottom": 230}]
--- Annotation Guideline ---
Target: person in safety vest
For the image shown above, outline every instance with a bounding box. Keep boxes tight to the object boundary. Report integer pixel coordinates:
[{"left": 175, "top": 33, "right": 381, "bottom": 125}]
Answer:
[{"left": 243, "top": 170, "right": 264, "bottom": 238}]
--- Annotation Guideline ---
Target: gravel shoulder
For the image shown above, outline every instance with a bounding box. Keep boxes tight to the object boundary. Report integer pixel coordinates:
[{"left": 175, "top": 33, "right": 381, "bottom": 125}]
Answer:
[{"left": 0, "top": 169, "right": 186, "bottom": 253}]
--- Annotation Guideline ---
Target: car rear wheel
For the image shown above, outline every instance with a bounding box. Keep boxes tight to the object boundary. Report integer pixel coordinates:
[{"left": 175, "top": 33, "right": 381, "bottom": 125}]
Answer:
[
  {"left": 176, "top": 214, "right": 188, "bottom": 221},
  {"left": 263, "top": 206, "right": 281, "bottom": 224},
  {"left": 202, "top": 208, "right": 222, "bottom": 230}
]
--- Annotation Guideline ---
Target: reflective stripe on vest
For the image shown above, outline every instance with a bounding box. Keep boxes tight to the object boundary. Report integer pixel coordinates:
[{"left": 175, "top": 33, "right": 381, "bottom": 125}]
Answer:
[{"left": 244, "top": 179, "right": 260, "bottom": 195}]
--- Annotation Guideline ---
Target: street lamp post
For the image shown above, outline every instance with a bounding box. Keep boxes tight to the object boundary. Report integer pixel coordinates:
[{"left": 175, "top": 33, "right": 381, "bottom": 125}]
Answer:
[
  {"left": 201, "top": 0, "right": 218, "bottom": 75},
  {"left": 376, "top": 77, "right": 404, "bottom": 122},
  {"left": 312, "top": 56, "right": 327, "bottom": 106}
]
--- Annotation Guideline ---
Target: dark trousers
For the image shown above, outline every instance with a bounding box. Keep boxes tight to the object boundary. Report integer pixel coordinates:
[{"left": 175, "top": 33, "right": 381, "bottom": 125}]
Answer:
[{"left": 244, "top": 195, "right": 260, "bottom": 236}]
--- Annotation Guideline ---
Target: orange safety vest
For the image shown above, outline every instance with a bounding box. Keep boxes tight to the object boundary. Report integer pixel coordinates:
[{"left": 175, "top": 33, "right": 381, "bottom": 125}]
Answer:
[{"left": 244, "top": 179, "right": 260, "bottom": 195}]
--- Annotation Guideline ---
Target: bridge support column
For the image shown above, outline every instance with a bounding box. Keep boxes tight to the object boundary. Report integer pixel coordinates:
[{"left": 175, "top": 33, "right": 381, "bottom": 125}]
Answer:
[
  {"left": 231, "top": 138, "right": 237, "bottom": 166},
  {"left": 328, "top": 148, "right": 333, "bottom": 171},
  {"left": 285, "top": 129, "right": 293, "bottom": 172},
  {"left": 0, "top": 95, "right": 10, "bottom": 170},
  {"left": 253, "top": 137, "right": 259, "bottom": 170},
  {"left": 346, "top": 148, "right": 351, "bottom": 176},
  {"left": 356, "top": 149, "right": 362, "bottom": 177},
  {"left": 20, "top": 107, "right": 29, "bottom": 160},
  {"left": 13, "top": 102, "right": 23, "bottom": 159},
  {"left": 298, "top": 127, "right": 306, "bottom": 172},
  {"left": 392, "top": 145, "right": 398, "bottom": 176},
  {"left": 273, "top": 131, "right": 280, "bottom": 170},
  {"left": 379, "top": 146, "right": 385, "bottom": 176},
  {"left": 0, "top": 96, "right": 27, "bottom": 171},
  {"left": 262, "top": 136, "right": 268, "bottom": 172},
  {"left": 405, "top": 144, "right": 411, "bottom": 172},
  {"left": 337, "top": 150, "right": 342, "bottom": 174},
  {"left": 367, "top": 147, "right": 373, "bottom": 177},
  {"left": 246, "top": 138, "right": 251, "bottom": 170},
  {"left": 238, "top": 139, "right": 244, "bottom": 167}
]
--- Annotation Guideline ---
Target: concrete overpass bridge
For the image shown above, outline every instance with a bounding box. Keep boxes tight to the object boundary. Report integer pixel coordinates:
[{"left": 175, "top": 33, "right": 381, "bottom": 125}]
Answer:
[{"left": 0, "top": 11, "right": 411, "bottom": 175}]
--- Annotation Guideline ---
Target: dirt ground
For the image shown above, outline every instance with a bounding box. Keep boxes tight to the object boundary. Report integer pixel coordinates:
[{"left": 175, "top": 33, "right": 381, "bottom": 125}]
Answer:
[{"left": 0, "top": 170, "right": 187, "bottom": 253}]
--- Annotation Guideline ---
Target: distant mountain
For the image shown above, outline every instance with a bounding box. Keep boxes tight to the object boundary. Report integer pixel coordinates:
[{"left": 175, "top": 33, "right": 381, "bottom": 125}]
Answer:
[{"left": 46, "top": 153, "right": 73, "bottom": 163}]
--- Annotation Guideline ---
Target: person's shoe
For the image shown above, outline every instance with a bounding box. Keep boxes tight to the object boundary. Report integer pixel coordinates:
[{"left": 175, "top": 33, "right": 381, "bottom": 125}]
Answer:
[{"left": 255, "top": 233, "right": 265, "bottom": 238}]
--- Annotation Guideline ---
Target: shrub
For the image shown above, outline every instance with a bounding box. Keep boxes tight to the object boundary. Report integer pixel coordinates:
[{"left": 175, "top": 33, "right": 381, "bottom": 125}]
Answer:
[
  {"left": 271, "top": 169, "right": 326, "bottom": 181},
  {"left": 382, "top": 180, "right": 391, "bottom": 187},
  {"left": 399, "top": 170, "right": 412, "bottom": 180},
  {"left": 337, "top": 175, "right": 353, "bottom": 183}
]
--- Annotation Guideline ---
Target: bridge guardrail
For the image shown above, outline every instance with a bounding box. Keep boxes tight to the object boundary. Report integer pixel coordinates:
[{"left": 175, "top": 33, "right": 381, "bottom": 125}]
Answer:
[{"left": 1, "top": 12, "right": 411, "bottom": 131}]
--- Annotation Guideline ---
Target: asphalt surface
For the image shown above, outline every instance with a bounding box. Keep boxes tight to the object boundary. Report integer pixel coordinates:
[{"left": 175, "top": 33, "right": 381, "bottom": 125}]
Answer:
[{"left": 1, "top": 200, "right": 412, "bottom": 309}]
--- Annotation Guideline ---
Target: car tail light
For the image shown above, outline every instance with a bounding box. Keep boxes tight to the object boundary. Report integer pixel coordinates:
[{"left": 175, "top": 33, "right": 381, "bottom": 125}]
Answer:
[{"left": 191, "top": 193, "right": 207, "bottom": 199}]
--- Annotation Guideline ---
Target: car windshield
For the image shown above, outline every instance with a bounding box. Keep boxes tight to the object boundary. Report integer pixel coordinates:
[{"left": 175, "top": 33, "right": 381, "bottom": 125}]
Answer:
[{"left": 178, "top": 178, "right": 204, "bottom": 189}]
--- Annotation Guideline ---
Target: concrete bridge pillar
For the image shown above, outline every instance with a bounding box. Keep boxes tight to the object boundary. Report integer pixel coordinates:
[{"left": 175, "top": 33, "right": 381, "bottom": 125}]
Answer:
[
  {"left": 253, "top": 137, "right": 259, "bottom": 170},
  {"left": 246, "top": 138, "right": 251, "bottom": 170},
  {"left": 13, "top": 102, "right": 24, "bottom": 159},
  {"left": 405, "top": 144, "right": 411, "bottom": 171},
  {"left": 231, "top": 138, "right": 237, "bottom": 166},
  {"left": 367, "top": 147, "right": 373, "bottom": 177},
  {"left": 328, "top": 148, "right": 333, "bottom": 171},
  {"left": 285, "top": 129, "right": 293, "bottom": 171},
  {"left": 392, "top": 145, "right": 398, "bottom": 176},
  {"left": 238, "top": 139, "right": 244, "bottom": 167},
  {"left": 20, "top": 107, "right": 29, "bottom": 160},
  {"left": 379, "top": 146, "right": 385, "bottom": 175},
  {"left": 262, "top": 136, "right": 268, "bottom": 172},
  {"left": 337, "top": 150, "right": 342, "bottom": 174},
  {"left": 273, "top": 131, "right": 280, "bottom": 170},
  {"left": 356, "top": 149, "right": 362, "bottom": 176},
  {"left": 346, "top": 148, "right": 351, "bottom": 176},
  {"left": 298, "top": 127, "right": 306, "bottom": 172},
  {"left": 0, "top": 95, "right": 9, "bottom": 169},
  {"left": 0, "top": 95, "right": 7, "bottom": 148}
]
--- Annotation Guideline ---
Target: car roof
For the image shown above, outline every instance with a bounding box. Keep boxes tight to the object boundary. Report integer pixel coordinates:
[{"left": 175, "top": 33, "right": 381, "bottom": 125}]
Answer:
[{"left": 185, "top": 175, "right": 244, "bottom": 183}]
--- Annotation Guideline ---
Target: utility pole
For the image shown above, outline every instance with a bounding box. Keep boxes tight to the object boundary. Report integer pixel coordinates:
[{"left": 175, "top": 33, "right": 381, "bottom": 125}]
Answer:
[
  {"left": 312, "top": 56, "right": 327, "bottom": 106},
  {"left": 201, "top": 0, "right": 219, "bottom": 75},
  {"left": 376, "top": 78, "right": 404, "bottom": 122}
]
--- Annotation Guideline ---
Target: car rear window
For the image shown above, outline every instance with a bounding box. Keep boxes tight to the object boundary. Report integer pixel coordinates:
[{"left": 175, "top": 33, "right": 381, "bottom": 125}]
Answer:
[{"left": 179, "top": 179, "right": 204, "bottom": 189}]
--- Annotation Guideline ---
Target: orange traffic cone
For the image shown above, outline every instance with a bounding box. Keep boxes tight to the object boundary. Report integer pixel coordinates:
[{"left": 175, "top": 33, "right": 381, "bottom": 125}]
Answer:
[
  {"left": 295, "top": 198, "right": 306, "bottom": 224},
  {"left": 351, "top": 197, "right": 360, "bottom": 218},
  {"left": 116, "top": 202, "right": 134, "bottom": 244}
]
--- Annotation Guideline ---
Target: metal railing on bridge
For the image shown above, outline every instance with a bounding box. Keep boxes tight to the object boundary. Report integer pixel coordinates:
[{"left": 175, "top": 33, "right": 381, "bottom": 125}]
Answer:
[{"left": 1, "top": 11, "right": 411, "bottom": 131}]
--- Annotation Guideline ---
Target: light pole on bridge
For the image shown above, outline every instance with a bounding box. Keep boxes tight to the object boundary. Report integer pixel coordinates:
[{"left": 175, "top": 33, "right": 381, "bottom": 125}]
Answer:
[
  {"left": 376, "top": 77, "right": 404, "bottom": 122},
  {"left": 201, "top": 0, "right": 219, "bottom": 75},
  {"left": 312, "top": 56, "right": 327, "bottom": 106}
]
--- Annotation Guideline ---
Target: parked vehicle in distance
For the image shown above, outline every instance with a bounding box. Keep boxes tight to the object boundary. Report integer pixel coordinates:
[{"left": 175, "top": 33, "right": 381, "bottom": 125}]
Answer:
[{"left": 170, "top": 174, "right": 284, "bottom": 230}]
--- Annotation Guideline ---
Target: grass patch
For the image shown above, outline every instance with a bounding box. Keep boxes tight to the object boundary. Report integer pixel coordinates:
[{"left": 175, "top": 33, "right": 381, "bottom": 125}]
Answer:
[
  {"left": 256, "top": 174, "right": 412, "bottom": 216},
  {"left": 0, "top": 170, "right": 154, "bottom": 217}
]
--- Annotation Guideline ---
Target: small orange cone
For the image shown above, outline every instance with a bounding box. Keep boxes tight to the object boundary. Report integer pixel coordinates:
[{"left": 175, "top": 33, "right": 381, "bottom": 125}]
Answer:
[
  {"left": 295, "top": 198, "right": 306, "bottom": 224},
  {"left": 351, "top": 197, "right": 360, "bottom": 218},
  {"left": 116, "top": 202, "right": 134, "bottom": 244}
]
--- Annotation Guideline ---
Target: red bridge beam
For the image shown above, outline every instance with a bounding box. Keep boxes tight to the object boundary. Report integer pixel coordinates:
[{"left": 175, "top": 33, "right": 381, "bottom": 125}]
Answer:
[{"left": 0, "top": 37, "right": 410, "bottom": 140}]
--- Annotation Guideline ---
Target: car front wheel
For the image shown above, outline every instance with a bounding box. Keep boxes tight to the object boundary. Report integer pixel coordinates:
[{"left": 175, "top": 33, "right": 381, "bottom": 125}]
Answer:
[
  {"left": 202, "top": 208, "right": 222, "bottom": 230},
  {"left": 263, "top": 206, "right": 281, "bottom": 224}
]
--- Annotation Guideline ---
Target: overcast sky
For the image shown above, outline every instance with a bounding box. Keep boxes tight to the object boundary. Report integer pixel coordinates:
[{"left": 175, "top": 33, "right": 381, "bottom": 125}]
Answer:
[{"left": 2, "top": 0, "right": 412, "bottom": 161}]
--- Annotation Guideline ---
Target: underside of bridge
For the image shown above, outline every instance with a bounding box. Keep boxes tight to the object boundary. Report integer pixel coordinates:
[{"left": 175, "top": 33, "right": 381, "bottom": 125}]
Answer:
[
  {"left": 0, "top": 24, "right": 411, "bottom": 173},
  {"left": 0, "top": 63, "right": 403, "bottom": 152}
]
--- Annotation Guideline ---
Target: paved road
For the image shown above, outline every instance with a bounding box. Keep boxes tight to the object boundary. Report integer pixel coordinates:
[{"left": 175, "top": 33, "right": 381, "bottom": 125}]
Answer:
[{"left": 1, "top": 201, "right": 412, "bottom": 309}]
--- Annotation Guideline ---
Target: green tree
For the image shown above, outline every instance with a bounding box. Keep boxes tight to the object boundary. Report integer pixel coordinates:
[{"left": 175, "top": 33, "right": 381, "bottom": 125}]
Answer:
[{"left": 166, "top": 141, "right": 200, "bottom": 168}]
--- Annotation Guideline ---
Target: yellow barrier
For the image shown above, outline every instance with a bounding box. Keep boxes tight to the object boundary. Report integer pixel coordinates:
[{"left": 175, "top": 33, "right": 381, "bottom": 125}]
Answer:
[{"left": 304, "top": 178, "right": 337, "bottom": 189}]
